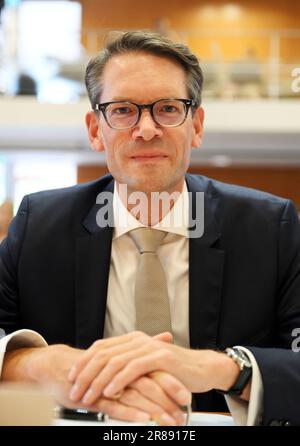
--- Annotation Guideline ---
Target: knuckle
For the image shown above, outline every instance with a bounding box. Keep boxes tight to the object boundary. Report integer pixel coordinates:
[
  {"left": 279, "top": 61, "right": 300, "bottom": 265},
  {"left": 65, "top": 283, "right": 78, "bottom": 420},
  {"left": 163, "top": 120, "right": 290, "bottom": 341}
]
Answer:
[
  {"left": 75, "top": 375, "right": 88, "bottom": 388},
  {"left": 54, "top": 344, "right": 70, "bottom": 354},
  {"left": 89, "top": 380, "right": 101, "bottom": 394},
  {"left": 126, "top": 359, "right": 140, "bottom": 372},
  {"left": 92, "top": 339, "right": 103, "bottom": 348},
  {"left": 94, "top": 351, "right": 106, "bottom": 362},
  {"left": 98, "top": 399, "right": 117, "bottom": 417},
  {"left": 149, "top": 370, "right": 162, "bottom": 380},
  {"left": 73, "top": 360, "right": 84, "bottom": 372},
  {"left": 164, "top": 379, "right": 181, "bottom": 394},
  {"left": 123, "top": 388, "right": 138, "bottom": 403},
  {"left": 96, "top": 398, "right": 108, "bottom": 412},
  {"left": 132, "top": 330, "right": 146, "bottom": 339},
  {"left": 107, "top": 356, "right": 121, "bottom": 369},
  {"left": 159, "top": 348, "right": 173, "bottom": 360},
  {"left": 147, "top": 339, "right": 162, "bottom": 351},
  {"left": 92, "top": 351, "right": 107, "bottom": 365},
  {"left": 135, "top": 376, "right": 153, "bottom": 392}
]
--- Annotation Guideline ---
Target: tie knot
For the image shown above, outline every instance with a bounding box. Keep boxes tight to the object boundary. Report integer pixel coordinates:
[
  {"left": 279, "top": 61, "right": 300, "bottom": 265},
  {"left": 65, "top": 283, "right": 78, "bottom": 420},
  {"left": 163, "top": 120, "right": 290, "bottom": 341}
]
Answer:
[{"left": 129, "top": 228, "right": 167, "bottom": 253}]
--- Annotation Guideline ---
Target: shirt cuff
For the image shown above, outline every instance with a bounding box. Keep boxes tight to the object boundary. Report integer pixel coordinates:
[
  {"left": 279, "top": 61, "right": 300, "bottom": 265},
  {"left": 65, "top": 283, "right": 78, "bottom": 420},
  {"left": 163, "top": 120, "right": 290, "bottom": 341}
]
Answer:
[
  {"left": 0, "top": 329, "right": 48, "bottom": 379},
  {"left": 225, "top": 346, "right": 263, "bottom": 426}
]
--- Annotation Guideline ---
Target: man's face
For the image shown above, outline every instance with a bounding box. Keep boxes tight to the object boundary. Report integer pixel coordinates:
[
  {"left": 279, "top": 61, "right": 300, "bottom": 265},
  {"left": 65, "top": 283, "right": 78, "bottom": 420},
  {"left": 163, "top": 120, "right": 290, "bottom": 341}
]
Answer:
[{"left": 86, "top": 52, "right": 204, "bottom": 194}]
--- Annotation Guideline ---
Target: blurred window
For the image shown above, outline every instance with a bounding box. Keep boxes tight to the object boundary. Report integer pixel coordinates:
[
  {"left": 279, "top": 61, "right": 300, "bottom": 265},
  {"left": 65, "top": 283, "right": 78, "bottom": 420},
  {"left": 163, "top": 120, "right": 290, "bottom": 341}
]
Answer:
[
  {"left": 3, "top": 1, "right": 82, "bottom": 100},
  {"left": 13, "top": 160, "right": 77, "bottom": 213},
  {"left": 18, "top": 0, "right": 82, "bottom": 67}
]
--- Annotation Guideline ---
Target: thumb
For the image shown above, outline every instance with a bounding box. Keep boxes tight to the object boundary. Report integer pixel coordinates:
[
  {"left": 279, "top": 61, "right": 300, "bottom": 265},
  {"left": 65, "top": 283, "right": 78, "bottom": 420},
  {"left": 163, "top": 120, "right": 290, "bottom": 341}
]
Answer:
[{"left": 153, "top": 332, "right": 174, "bottom": 343}]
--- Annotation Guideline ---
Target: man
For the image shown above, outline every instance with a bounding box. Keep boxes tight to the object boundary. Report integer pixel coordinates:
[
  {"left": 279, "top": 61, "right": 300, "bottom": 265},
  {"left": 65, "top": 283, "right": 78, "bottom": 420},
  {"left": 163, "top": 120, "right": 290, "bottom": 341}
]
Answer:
[{"left": 1, "top": 31, "right": 300, "bottom": 426}]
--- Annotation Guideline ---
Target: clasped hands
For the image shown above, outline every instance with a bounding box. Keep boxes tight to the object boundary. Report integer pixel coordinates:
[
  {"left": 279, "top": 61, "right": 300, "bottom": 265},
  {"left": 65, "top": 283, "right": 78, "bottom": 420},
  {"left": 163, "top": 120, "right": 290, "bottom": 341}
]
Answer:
[
  {"left": 66, "top": 331, "right": 224, "bottom": 425},
  {"left": 66, "top": 332, "right": 190, "bottom": 426},
  {"left": 3, "top": 331, "right": 244, "bottom": 424}
]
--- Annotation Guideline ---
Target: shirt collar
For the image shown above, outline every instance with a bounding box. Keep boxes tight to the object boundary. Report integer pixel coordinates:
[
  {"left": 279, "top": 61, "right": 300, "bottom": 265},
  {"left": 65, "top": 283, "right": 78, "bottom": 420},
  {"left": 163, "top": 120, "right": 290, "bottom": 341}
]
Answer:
[{"left": 113, "top": 181, "right": 189, "bottom": 240}]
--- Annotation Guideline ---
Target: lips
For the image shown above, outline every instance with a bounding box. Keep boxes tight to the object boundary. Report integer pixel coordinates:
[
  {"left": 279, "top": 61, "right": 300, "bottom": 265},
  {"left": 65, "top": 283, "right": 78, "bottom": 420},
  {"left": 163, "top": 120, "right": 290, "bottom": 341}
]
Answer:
[
  {"left": 130, "top": 153, "right": 168, "bottom": 159},
  {"left": 130, "top": 156, "right": 168, "bottom": 163}
]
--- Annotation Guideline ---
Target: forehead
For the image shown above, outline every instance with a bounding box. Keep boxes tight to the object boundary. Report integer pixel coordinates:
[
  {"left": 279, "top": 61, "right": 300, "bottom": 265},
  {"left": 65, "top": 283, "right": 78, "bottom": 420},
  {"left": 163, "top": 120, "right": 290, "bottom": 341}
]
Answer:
[{"left": 100, "top": 52, "right": 188, "bottom": 102}]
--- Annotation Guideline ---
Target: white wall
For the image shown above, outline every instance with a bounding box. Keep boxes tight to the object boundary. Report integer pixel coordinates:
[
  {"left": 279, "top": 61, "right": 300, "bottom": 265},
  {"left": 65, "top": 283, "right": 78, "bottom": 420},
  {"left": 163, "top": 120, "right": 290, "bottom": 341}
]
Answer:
[{"left": 0, "top": 97, "right": 299, "bottom": 164}]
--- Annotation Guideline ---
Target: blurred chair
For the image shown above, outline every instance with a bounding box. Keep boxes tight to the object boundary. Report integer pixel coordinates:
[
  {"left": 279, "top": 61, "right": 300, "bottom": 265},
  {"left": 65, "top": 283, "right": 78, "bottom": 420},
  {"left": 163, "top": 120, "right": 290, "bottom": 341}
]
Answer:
[
  {"left": 16, "top": 73, "right": 37, "bottom": 96},
  {"left": 229, "top": 48, "right": 263, "bottom": 98}
]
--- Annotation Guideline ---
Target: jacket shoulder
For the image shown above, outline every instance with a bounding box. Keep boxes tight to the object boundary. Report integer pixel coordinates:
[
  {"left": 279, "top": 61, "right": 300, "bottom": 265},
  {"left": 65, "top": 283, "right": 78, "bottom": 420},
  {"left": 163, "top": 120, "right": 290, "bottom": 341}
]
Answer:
[
  {"left": 187, "top": 173, "right": 289, "bottom": 209},
  {"left": 24, "top": 174, "right": 114, "bottom": 211}
]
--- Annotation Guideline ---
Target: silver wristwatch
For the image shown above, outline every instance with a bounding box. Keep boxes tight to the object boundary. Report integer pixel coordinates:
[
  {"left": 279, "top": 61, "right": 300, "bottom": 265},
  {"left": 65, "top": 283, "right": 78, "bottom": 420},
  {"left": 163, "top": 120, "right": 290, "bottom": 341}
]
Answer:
[{"left": 218, "top": 347, "right": 252, "bottom": 396}]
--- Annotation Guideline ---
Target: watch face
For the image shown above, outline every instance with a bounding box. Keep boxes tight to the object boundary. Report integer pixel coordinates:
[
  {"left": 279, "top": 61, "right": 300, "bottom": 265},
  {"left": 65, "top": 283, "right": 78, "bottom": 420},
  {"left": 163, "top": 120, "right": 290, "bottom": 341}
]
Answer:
[
  {"left": 234, "top": 349, "right": 252, "bottom": 369},
  {"left": 218, "top": 348, "right": 252, "bottom": 396}
]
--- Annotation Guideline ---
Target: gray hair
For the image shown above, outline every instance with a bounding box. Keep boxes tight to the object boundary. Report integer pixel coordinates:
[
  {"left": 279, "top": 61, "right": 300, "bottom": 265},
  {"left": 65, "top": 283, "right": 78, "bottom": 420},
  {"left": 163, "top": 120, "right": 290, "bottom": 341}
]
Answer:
[{"left": 85, "top": 30, "right": 203, "bottom": 110}]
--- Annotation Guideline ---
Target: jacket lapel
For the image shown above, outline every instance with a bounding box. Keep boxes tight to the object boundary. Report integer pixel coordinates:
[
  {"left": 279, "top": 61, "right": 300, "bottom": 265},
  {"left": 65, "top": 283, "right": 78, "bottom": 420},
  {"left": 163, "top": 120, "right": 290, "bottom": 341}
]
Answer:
[
  {"left": 74, "top": 174, "right": 224, "bottom": 350},
  {"left": 75, "top": 179, "right": 114, "bottom": 349},
  {"left": 186, "top": 174, "right": 225, "bottom": 350}
]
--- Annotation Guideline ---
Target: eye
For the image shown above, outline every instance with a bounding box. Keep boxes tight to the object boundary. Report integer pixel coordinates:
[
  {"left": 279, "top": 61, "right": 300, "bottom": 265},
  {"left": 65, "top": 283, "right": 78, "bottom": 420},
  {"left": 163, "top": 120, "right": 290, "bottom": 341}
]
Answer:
[
  {"left": 160, "top": 105, "right": 178, "bottom": 113},
  {"left": 112, "top": 106, "right": 132, "bottom": 115}
]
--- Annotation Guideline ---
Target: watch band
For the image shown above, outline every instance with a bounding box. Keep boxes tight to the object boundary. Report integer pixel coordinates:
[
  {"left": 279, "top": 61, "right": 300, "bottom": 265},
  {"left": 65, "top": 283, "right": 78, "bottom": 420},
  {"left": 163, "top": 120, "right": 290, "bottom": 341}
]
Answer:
[{"left": 218, "top": 347, "right": 252, "bottom": 396}]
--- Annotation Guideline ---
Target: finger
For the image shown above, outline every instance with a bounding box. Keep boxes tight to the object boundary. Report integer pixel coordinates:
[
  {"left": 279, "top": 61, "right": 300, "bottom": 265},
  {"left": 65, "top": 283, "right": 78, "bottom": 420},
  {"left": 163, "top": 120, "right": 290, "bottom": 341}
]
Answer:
[
  {"left": 77, "top": 344, "right": 155, "bottom": 405},
  {"left": 153, "top": 332, "right": 173, "bottom": 343},
  {"left": 150, "top": 371, "right": 192, "bottom": 406},
  {"left": 68, "top": 346, "right": 102, "bottom": 382},
  {"left": 90, "top": 397, "right": 151, "bottom": 424},
  {"left": 70, "top": 336, "right": 158, "bottom": 403},
  {"left": 118, "top": 387, "right": 177, "bottom": 426},
  {"left": 68, "top": 331, "right": 148, "bottom": 382},
  {"left": 103, "top": 349, "right": 172, "bottom": 398},
  {"left": 130, "top": 376, "right": 186, "bottom": 426},
  {"left": 69, "top": 353, "right": 108, "bottom": 402},
  {"left": 103, "top": 351, "right": 191, "bottom": 407}
]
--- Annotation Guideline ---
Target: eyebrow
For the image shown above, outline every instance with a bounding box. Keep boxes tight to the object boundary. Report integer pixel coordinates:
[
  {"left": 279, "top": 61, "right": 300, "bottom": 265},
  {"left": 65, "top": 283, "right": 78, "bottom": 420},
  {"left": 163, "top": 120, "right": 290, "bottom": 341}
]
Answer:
[{"left": 109, "top": 96, "right": 179, "bottom": 103}]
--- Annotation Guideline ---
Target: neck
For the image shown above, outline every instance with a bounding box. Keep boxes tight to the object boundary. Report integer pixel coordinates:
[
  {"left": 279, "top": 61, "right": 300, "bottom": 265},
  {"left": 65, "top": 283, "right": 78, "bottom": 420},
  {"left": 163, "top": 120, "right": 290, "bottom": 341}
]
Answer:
[{"left": 116, "top": 179, "right": 184, "bottom": 226}]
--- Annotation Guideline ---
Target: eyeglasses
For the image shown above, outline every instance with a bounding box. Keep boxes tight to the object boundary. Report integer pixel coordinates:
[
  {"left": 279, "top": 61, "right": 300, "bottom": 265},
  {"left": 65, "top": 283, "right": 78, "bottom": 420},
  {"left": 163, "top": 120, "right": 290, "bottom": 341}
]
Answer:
[{"left": 94, "top": 98, "right": 196, "bottom": 130}]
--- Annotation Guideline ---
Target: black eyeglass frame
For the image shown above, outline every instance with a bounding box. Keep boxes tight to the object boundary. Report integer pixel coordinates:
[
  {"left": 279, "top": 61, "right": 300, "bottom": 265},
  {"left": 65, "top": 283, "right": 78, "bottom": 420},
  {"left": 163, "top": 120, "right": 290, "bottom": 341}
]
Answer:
[{"left": 93, "top": 98, "right": 197, "bottom": 129}]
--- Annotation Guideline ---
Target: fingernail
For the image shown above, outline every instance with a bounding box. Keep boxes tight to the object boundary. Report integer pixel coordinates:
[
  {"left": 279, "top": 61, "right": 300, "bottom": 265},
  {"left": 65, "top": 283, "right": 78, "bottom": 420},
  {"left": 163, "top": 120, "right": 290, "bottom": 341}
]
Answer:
[
  {"left": 176, "top": 390, "right": 190, "bottom": 405},
  {"left": 173, "top": 411, "right": 186, "bottom": 426},
  {"left": 68, "top": 367, "right": 76, "bottom": 382},
  {"left": 103, "top": 383, "right": 115, "bottom": 397},
  {"left": 136, "top": 412, "right": 151, "bottom": 423},
  {"left": 82, "top": 388, "right": 94, "bottom": 404},
  {"left": 160, "top": 413, "right": 176, "bottom": 425},
  {"left": 69, "top": 384, "right": 79, "bottom": 401}
]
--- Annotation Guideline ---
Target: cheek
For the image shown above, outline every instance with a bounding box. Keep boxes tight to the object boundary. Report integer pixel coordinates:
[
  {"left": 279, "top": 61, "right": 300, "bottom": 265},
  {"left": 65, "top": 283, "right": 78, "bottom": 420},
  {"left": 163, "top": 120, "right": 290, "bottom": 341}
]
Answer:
[
  {"left": 100, "top": 130, "right": 119, "bottom": 156},
  {"left": 103, "top": 135, "right": 131, "bottom": 168},
  {"left": 171, "top": 129, "right": 192, "bottom": 158}
]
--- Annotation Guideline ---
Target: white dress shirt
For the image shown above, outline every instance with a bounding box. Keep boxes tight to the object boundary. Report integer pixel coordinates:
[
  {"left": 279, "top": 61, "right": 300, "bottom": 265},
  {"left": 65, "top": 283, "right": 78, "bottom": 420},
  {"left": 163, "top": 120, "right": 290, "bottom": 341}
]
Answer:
[
  {"left": 104, "top": 181, "right": 190, "bottom": 348},
  {"left": 0, "top": 181, "right": 263, "bottom": 425}
]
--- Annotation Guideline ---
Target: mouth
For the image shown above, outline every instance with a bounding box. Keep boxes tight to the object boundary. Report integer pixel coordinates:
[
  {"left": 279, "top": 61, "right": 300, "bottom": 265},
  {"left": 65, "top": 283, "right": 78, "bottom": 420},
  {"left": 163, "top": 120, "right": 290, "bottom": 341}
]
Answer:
[{"left": 130, "top": 154, "right": 168, "bottom": 162}]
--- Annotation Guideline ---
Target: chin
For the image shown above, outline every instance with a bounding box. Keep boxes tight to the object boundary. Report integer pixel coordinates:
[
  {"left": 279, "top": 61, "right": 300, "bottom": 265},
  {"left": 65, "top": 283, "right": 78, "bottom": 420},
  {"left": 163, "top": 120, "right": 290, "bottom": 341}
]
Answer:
[{"left": 128, "top": 177, "right": 178, "bottom": 194}]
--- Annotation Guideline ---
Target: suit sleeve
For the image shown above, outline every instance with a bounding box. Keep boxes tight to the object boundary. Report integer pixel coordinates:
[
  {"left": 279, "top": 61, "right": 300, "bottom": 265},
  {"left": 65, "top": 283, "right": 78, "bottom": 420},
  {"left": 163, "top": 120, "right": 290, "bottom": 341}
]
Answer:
[
  {"left": 248, "top": 200, "right": 300, "bottom": 426},
  {"left": 0, "top": 196, "right": 29, "bottom": 335}
]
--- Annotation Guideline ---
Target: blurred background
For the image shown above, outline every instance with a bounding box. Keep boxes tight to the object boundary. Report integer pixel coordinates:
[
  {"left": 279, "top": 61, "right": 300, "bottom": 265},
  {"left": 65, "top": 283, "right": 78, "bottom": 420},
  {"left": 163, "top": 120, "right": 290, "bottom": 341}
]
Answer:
[{"left": 0, "top": 0, "right": 300, "bottom": 240}]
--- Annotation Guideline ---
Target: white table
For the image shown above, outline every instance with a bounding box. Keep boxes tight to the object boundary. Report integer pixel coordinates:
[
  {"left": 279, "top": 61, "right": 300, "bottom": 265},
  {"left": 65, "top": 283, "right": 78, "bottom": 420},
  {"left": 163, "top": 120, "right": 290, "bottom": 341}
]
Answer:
[{"left": 55, "top": 412, "right": 234, "bottom": 427}]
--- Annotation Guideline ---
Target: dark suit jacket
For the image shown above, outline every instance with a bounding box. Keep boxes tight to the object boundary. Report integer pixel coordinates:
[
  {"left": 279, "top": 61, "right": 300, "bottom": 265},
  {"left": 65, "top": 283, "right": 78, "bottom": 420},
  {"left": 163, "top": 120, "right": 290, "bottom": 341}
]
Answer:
[{"left": 1, "top": 173, "right": 300, "bottom": 425}]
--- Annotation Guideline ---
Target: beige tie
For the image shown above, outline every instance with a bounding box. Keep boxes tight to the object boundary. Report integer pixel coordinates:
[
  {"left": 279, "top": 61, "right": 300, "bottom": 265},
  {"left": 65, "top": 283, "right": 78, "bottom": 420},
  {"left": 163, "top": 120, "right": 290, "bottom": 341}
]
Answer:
[{"left": 129, "top": 227, "right": 172, "bottom": 336}]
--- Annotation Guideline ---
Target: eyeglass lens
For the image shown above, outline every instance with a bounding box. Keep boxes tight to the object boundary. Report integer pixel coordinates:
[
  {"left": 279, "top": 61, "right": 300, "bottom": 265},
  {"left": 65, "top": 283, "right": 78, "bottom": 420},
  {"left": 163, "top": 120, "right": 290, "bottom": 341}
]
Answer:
[{"left": 105, "top": 99, "right": 186, "bottom": 129}]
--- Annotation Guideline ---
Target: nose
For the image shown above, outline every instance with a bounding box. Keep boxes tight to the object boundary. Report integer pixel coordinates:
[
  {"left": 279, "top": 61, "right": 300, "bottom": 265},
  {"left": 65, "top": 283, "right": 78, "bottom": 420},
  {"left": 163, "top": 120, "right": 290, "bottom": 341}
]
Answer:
[{"left": 131, "top": 109, "right": 163, "bottom": 141}]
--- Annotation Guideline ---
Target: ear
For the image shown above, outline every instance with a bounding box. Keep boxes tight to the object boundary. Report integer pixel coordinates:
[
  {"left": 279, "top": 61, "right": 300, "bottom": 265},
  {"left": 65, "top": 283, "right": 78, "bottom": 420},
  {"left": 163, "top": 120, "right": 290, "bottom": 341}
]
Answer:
[
  {"left": 85, "top": 111, "right": 105, "bottom": 152},
  {"left": 191, "top": 106, "right": 204, "bottom": 148}
]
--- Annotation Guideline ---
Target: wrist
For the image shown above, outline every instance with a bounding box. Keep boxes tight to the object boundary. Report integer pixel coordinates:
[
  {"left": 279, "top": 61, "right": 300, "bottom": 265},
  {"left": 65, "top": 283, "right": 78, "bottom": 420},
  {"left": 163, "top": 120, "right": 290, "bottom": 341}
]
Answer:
[
  {"left": 216, "top": 348, "right": 253, "bottom": 397},
  {"left": 2, "top": 347, "right": 47, "bottom": 383},
  {"left": 31, "top": 344, "right": 81, "bottom": 384},
  {"left": 212, "top": 351, "right": 240, "bottom": 392}
]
